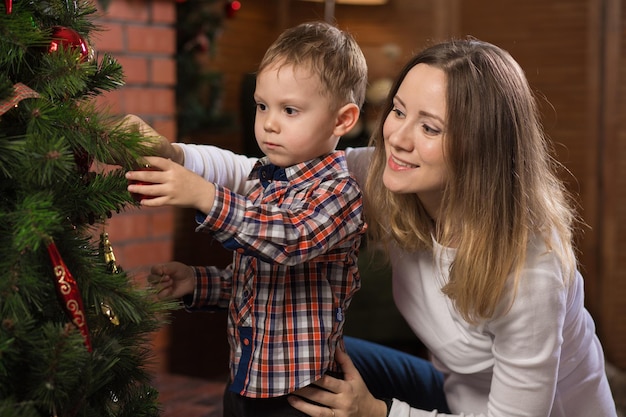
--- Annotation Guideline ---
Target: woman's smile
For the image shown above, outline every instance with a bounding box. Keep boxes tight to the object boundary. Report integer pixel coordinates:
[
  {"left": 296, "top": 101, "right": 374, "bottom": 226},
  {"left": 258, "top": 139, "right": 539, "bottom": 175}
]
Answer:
[{"left": 388, "top": 154, "right": 419, "bottom": 170}]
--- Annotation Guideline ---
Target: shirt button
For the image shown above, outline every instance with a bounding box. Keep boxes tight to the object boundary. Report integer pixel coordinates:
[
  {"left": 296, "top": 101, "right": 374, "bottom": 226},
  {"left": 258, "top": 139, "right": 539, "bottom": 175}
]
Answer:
[{"left": 243, "top": 338, "right": 250, "bottom": 346}]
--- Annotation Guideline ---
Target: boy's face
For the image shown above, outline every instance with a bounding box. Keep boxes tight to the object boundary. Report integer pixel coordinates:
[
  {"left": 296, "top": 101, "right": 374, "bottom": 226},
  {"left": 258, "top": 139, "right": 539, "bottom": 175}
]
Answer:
[{"left": 253, "top": 62, "right": 340, "bottom": 167}]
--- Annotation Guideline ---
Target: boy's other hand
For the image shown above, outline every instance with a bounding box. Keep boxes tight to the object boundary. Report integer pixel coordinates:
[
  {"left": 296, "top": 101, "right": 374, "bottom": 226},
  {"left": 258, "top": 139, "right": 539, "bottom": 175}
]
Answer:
[{"left": 147, "top": 261, "right": 196, "bottom": 300}]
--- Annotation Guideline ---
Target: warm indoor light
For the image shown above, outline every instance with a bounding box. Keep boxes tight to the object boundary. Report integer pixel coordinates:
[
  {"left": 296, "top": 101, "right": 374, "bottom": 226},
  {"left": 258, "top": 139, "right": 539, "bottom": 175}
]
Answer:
[{"left": 300, "top": 0, "right": 388, "bottom": 4}]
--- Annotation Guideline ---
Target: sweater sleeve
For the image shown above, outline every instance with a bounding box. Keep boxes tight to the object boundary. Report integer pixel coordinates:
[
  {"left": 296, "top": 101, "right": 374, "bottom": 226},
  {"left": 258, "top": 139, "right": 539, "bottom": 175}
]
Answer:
[
  {"left": 344, "top": 146, "right": 373, "bottom": 188},
  {"left": 175, "top": 143, "right": 373, "bottom": 194},
  {"left": 388, "top": 399, "right": 440, "bottom": 416},
  {"left": 482, "top": 260, "right": 566, "bottom": 416},
  {"left": 175, "top": 143, "right": 258, "bottom": 194}
]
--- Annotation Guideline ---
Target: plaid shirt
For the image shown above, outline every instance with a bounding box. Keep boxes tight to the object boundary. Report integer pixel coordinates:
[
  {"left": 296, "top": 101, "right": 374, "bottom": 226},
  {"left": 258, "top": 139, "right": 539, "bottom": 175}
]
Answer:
[{"left": 185, "top": 151, "right": 366, "bottom": 398}]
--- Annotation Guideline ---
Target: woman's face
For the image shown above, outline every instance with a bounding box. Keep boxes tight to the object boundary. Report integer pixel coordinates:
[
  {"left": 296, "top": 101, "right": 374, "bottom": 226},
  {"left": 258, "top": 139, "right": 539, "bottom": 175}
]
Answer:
[{"left": 382, "top": 63, "right": 448, "bottom": 218}]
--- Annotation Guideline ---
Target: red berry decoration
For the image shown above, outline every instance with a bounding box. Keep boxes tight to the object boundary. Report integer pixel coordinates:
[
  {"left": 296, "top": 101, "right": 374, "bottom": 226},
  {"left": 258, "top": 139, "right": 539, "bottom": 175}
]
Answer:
[
  {"left": 49, "top": 26, "right": 90, "bottom": 62},
  {"left": 5, "top": 0, "right": 13, "bottom": 14}
]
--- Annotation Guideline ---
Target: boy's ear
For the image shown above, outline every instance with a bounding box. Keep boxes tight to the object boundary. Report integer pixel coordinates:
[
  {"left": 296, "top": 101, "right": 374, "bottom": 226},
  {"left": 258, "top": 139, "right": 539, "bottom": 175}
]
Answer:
[{"left": 333, "top": 103, "right": 360, "bottom": 137}]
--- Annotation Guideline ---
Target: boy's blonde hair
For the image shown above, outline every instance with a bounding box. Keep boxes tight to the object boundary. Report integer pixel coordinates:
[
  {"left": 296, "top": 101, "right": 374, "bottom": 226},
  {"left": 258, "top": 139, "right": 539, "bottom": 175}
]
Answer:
[{"left": 258, "top": 21, "right": 368, "bottom": 111}]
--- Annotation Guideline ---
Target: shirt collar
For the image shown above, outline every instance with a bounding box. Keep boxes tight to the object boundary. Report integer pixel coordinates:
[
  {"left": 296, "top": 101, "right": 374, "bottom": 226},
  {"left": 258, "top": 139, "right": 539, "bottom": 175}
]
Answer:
[{"left": 249, "top": 151, "right": 349, "bottom": 188}]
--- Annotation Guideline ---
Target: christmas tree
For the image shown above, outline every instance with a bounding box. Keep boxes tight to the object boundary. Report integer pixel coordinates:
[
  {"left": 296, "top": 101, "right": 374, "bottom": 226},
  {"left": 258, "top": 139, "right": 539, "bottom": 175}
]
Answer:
[{"left": 0, "top": 1, "right": 171, "bottom": 416}]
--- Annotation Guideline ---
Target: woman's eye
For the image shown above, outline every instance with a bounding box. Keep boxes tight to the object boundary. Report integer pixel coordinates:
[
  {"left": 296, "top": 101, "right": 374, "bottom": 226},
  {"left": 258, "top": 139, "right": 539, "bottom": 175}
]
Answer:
[
  {"left": 391, "top": 107, "right": 404, "bottom": 118},
  {"left": 423, "top": 124, "right": 441, "bottom": 135}
]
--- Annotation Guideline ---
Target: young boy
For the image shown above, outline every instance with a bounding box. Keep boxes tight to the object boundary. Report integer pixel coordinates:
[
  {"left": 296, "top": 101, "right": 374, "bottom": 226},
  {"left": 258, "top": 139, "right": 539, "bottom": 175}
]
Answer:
[{"left": 125, "top": 21, "right": 368, "bottom": 416}]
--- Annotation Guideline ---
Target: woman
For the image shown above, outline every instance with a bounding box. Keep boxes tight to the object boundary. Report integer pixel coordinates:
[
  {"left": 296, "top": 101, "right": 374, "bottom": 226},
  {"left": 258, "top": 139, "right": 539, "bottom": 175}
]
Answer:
[{"left": 124, "top": 38, "right": 617, "bottom": 417}]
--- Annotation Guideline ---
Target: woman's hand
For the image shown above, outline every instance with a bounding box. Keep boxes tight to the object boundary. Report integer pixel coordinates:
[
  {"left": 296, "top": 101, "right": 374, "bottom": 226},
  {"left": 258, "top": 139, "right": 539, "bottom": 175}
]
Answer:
[
  {"left": 288, "top": 345, "right": 389, "bottom": 417},
  {"left": 126, "top": 156, "right": 216, "bottom": 213}
]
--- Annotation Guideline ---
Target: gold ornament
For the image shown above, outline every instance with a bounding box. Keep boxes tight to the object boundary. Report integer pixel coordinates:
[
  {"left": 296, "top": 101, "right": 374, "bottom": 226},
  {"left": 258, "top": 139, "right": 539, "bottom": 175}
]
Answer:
[
  {"left": 100, "top": 301, "right": 120, "bottom": 326},
  {"left": 99, "top": 232, "right": 120, "bottom": 274},
  {"left": 98, "top": 231, "right": 122, "bottom": 325}
]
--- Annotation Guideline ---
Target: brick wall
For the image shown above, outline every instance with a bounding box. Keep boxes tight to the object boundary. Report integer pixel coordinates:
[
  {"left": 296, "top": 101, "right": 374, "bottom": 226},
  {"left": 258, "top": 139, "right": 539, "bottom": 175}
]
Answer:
[{"left": 93, "top": 0, "right": 178, "bottom": 372}]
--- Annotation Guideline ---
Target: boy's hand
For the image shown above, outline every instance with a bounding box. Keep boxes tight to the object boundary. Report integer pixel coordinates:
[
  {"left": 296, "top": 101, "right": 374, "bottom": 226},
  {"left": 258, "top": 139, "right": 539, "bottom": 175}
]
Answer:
[
  {"left": 126, "top": 156, "right": 216, "bottom": 213},
  {"left": 147, "top": 262, "right": 196, "bottom": 300},
  {"left": 121, "top": 114, "right": 184, "bottom": 164}
]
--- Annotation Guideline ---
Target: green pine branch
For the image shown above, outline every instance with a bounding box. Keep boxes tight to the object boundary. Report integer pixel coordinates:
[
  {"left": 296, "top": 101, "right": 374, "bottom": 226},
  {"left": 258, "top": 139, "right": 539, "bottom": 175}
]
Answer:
[{"left": 0, "top": 1, "right": 174, "bottom": 415}]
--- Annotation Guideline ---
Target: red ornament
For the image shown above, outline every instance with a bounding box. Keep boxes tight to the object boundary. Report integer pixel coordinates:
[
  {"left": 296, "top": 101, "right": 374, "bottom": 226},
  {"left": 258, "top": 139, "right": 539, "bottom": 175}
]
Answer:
[
  {"left": 47, "top": 240, "right": 92, "bottom": 352},
  {"left": 128, "top": 165, "right": 159, "bottom": 202},
  {"left": 49, "top": 26, "right": 90, "bottom": 62},
  {"left": 5, "top": 0, "right": 12, "bottom": 14},
  {"left": 224, "top": 0, "right": 241, "bottom": 18}
]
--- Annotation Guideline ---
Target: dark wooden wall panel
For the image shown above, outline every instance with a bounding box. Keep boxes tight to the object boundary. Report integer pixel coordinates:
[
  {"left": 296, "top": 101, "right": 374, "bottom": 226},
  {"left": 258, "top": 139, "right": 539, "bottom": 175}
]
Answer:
[{"left": 600, "top": 0, "right": 626, "bottom": 368}]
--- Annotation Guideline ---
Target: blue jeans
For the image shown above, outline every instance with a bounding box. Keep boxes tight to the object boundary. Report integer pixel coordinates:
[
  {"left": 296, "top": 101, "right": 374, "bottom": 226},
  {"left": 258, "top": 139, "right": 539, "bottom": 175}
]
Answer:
[{"left": 344, "top": 337, "right": 450, "bottom": 413}]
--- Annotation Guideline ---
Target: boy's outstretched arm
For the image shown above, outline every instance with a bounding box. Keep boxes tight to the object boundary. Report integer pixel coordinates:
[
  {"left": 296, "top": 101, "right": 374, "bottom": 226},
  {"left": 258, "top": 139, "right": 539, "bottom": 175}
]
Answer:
[{"left": 121, "top": 114, "right": 258, "bottom": 194}]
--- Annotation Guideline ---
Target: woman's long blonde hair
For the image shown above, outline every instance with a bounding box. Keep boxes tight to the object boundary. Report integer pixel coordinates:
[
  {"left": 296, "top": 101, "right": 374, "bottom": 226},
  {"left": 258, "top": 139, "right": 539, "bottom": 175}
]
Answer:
[{"left": 365, "top": 38, "right": 580, "bottom": 323}]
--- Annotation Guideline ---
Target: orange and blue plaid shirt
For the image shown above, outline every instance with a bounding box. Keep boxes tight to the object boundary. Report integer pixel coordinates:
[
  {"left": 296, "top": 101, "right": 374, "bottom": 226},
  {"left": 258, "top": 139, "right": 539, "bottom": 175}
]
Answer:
[{"left": 185, "top": 151, "right": 366, "bottom": 398}]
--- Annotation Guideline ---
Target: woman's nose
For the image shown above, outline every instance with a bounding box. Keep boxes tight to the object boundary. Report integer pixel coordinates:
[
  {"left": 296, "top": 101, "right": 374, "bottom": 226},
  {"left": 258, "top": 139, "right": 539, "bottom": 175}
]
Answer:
[{"left": 386, "top": 123, "right": 414, "bottom": 152}]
